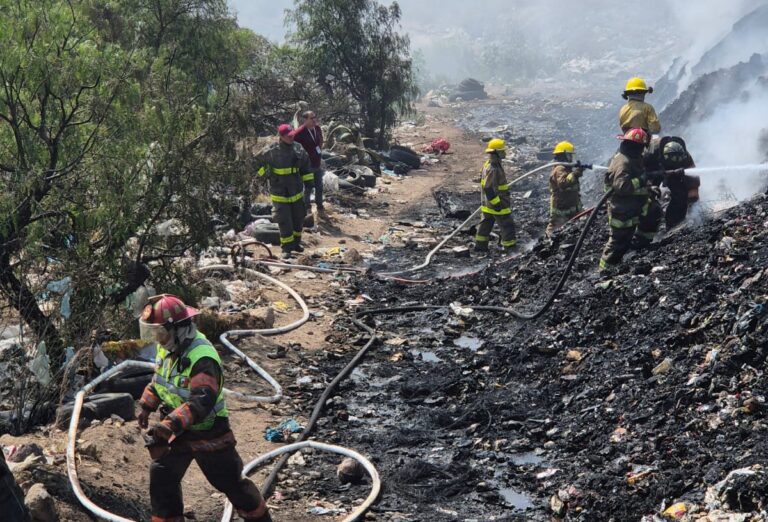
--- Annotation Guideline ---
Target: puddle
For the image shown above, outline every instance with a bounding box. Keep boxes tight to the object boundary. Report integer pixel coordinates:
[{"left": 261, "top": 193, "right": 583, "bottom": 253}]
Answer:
[
  {"left": 350, "top": 367, "right": 401, "bottom": 386},
  {"left": 453, "top": 336, "right": 484, "bottom": 351},
  {"left": 410, "top": 349, "right": 442, "bottom": 363},
  {"left": 510, "top": 451, "right": 546, "bottom": 466},
  {"left": 498, "top": 487, "right": 535, "bottom": 510}
]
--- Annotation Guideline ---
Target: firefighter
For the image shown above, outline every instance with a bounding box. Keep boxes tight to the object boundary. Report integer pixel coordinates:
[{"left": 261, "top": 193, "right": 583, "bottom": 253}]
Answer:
[
  {"left": 619, "top": 77, "right": 661, "bottom": 135},
  {"left": 137, "top": 294, "right": 272, "bottom": 522},
  {"left": 253, "top": 124, "right": 313, "bottom": 258},
  {"left": 474, "top": 139, "right": 517, "bottom": 253},
  {"left": 546, "top": 141, "right": 590, "bottom": 236},
  {"left": 599, "top": 128, "right": 661, "bottom": 269},
  {"left": 644, "top": 137, "right": 696, "bottom": 229}
]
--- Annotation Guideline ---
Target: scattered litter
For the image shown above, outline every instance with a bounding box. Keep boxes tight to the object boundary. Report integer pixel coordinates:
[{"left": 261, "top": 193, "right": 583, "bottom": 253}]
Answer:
[
  {"left": 449, "top": 302, "right": 474, "bottom": 317},
  {"left": 264, "top": 419, "right": 303, "bottom": 443}
]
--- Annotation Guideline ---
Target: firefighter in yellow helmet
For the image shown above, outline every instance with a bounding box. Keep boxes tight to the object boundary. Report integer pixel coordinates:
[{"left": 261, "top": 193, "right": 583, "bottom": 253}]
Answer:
[
  {"left": 618, "top": 77, "right": 661, "bottom": 136},
  {"left": 546, "top": 141, "right": 592, "bottom": 236},
  {"left": 474, "top": 139, "right": 517, "bottom": 253}
]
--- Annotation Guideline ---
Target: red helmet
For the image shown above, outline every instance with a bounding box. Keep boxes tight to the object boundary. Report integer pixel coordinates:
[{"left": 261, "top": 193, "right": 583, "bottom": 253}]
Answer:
[
  {"left": 139, "top": 294, "right": 199, "bottom": 342},
  {"left": 617, "top": 128, "right": 649, "bottom": 144}
]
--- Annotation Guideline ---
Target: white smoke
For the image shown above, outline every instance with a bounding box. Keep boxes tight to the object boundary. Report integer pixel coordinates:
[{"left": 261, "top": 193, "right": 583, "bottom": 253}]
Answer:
[{"left": 684, "top": 79, "right": 768, "bottom": 206}]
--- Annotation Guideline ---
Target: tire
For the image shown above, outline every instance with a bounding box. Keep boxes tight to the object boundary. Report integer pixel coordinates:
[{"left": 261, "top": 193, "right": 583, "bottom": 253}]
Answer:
[
  {"left": 389, "top": 149, "right": 421, "bottom": 169},
  {"left": 345, "top": 170, "right": 366, "bottom": 188},
  {"left": 390, "top": 144, "right": 419, "bottom": 157},
  {"left": 249, "top": 223, "right": 281, "bottom": 246},
  {"left": 56, "top": 392, "right": 136, "bottom": 429}
]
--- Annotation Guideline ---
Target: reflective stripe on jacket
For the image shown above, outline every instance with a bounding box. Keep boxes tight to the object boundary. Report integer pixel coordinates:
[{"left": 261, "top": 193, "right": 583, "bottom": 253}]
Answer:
[
  {"left": 549, "top": 165, "right": 582, "bottom": 216},
  {"left": 480, "top": 158, "right": 511, "bottom": 215},
  {"left": 253, "top": 141, "right": 312, "bottom": 204},
  {"left": 605, "top": 151, "right": 650, "bottom": 229},
  {"left": 154, "top": 332, "right": 228, "bottom": 431}
]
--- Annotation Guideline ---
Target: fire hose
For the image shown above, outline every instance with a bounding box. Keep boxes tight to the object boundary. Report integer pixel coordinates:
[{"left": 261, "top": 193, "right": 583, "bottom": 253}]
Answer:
[
  {"left": 258, "top": 189, "right": 613, "bottom": 500},
  {"left": 382, "top": 162, "right": 602, "bottom": 276},
  {"left": 66, "top": 362, "right": 380, "bottom": 522}
]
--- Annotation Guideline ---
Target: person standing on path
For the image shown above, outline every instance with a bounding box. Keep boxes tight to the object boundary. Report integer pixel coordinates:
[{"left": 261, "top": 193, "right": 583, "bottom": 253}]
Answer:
[
  {"left": 253, "top": 124, "right": 313, "bottom": 258},
  {"left": 293, "top": 110, "right": 326, "bottom": 214}
]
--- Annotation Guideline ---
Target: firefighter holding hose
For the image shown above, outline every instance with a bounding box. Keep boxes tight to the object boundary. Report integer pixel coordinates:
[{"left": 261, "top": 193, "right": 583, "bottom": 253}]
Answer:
[
  {"left": 136, "top": 294, "right": 272, "bottom": 522},
  {"left": 547, "top": 141, "right": 592, "bottom": 236},
  {"left": 600, "top": 128, "right": 661, "bottom": 269},
  {"left": 474, "top": 139, "right": 517, "bottom": 253}
]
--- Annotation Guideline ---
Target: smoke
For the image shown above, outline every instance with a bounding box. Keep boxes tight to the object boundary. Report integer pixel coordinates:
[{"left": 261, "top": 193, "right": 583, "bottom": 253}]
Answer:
[
  {"left": 684, "top": 78, "right": 768, "bottom": 206},
  {"left": 666, "top": 0, "right": 768, "bottom": 95}
]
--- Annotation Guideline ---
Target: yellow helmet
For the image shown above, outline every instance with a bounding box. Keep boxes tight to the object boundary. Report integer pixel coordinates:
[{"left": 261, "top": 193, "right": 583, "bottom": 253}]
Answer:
[
  {"left": 624, "top": 77, "right": 650, "bottom": 93},
  {"left": 553, "top": 141, "right": 575, "bottom": 155},
  {"left": 485, "top": 138, "right": 506, "bottom": 153}
]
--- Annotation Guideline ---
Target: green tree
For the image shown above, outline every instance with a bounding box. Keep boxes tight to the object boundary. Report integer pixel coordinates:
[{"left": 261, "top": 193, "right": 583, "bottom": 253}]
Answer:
[
  {"left": 286, "top": 0, "right": 418, "bottom": 148},
  {"left": 0, "top": 0, "right": 252, "bottom": 374}
]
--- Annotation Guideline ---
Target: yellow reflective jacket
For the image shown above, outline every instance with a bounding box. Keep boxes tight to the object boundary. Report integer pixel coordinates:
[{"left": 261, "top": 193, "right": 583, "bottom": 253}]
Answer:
[
  {"left": 549, "top": 165, "right": 583, "bottom": 216},
  {"left": 480, "top": 157, "right": 511, "bottom": 215}
]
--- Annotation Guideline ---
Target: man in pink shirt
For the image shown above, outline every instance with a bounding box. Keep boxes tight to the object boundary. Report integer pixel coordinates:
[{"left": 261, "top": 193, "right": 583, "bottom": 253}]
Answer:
[{"left": 292, "top": 110, "right": 326, "bottom": 214}]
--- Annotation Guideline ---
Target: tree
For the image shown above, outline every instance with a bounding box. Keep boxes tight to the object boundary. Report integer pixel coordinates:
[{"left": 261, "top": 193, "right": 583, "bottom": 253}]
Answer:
[
  {"left": 286, "top": 0, "right": 418, "bottom": 148},
  {"left": 0, "top": 0, "right": 252, "bottom": 374}
]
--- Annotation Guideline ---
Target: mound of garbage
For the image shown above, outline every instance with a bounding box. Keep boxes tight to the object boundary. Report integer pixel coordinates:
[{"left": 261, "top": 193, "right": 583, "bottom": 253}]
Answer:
[{"left": 310, "top": 192, "right": 768, "bottom": 520}]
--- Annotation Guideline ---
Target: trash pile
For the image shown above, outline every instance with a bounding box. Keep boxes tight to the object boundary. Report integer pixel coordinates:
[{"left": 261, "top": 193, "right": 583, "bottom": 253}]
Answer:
[
  {"left": 302, "top": 192, "right": 768, "bottom": 520},
  {"left": 449, "top": 78, "right": 489, "bottom": 102}
]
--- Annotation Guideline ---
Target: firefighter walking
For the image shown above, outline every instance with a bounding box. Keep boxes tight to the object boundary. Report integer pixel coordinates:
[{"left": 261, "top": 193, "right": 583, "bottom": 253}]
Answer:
[
  {"left": 600, "top": 128, "right": 661, "bottom": 269},
  {"left": 547, "top": 141, "right": 588, "bottom": 236},
  {"left": 253, "top": 124, "right": 314, "bottom": 258},
  {"left": 137, "top": 294, "right": 272, "bottom": 522},
  {"left": 474, "top": 139, "right": 517, "bottom": 253}
]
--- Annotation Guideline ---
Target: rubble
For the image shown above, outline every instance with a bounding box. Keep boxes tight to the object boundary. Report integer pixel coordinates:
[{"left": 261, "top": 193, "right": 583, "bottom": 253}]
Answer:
[{"left": 302, "top": 189, "right": 768, "bottom": 520}]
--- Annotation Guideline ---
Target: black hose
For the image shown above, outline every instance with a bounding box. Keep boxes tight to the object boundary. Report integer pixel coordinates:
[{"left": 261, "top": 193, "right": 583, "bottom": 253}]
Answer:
[{"left": 259, "top": 190, "right": 613, "bottom": 504}]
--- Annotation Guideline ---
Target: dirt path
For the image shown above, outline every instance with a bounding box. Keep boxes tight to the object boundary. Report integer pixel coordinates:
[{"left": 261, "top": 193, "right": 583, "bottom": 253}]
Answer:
[{"left": 2, "top": 104, "right": 492, "bottom": 521}]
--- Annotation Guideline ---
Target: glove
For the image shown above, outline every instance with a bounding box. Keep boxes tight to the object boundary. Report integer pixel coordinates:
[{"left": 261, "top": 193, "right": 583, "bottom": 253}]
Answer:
[
  {"left": 151, "top": 422, "right": 173, "bottom": 442},
  {"left": 143, "top": 430, "right": 170, "bottom": 461},
  {"left": 137, "top": 407, "right": 151, "bottom": 430}
]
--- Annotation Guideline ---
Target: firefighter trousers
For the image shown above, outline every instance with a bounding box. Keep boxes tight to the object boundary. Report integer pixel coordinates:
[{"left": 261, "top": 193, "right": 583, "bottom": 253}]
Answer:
[
  {"left": 600, "top": 197, "right": 661, "bottom": 268},
  {"left": 475, "top": 211, "right": 516, "bottom": 250},
  {"left": 665, "top": 186, "right": 688, "bottom": 230},
  {"left": 150, "top": 445, "right": 271, "bottom": 522},
  {"left": 272, "top": 199, "right": 306, "bottom": 251}
]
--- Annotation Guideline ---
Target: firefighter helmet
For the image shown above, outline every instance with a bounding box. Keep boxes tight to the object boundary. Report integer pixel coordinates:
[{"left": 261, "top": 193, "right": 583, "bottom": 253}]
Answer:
[
  {"left": 553, "top": 141, "right": 575, "bottom": 155},
  {"left": 484, "top": 138, "right": 506, "bottom": 153},
  {"left": 624, "top": 77, "right": 652, "bottom": 93},
  {"left": 139, "top": 294, "right": 199, "bottom": 341},
  {"left": 617, "top": 128, "right": 649, "bottom": 144},
  {"left": 662, "top": 141, "right": 687, "bottom": 167}
]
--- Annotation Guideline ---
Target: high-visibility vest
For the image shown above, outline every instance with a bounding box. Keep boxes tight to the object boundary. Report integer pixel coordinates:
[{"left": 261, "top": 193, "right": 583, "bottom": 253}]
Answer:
[{"left": 153, "top": 331, "right": 228, "bottom": 431}]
